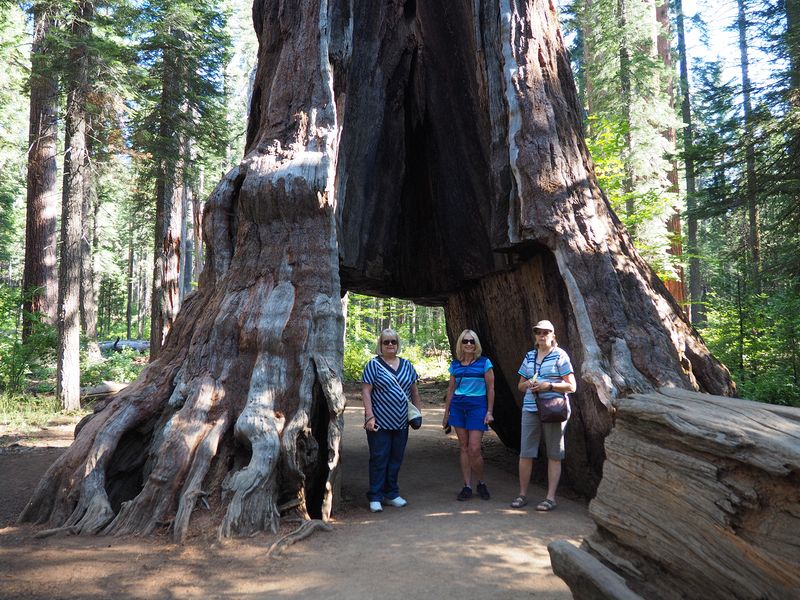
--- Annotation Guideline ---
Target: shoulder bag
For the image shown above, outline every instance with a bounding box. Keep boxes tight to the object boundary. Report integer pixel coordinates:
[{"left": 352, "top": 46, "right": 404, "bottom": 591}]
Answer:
[
  {"left": 375, "top": 359, "right": 423, "bottom": 429},
  {"left": 532, "top": 351, "right": 569, "bottom": 423}
]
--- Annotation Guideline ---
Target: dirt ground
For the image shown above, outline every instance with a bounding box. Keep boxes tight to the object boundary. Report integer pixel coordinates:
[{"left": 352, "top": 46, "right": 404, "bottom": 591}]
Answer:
[{"left": 0, "top": 383, "right": 594, "bottom": 599}]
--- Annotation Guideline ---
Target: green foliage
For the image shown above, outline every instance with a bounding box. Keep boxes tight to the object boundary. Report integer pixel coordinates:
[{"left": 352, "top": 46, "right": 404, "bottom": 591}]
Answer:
[
  {"left": 565, "top": 0, "right": 682, "bottom": 284},
  {"left": 131, "top": 0, "right": 232, "bottom": 184},
  {"left": 0, "top": 287, "right": 56, "bottom": 395},
  {"left": 343, "top": 294, "right": 450, "bottom": 382},
  {"left": 0, "top": 3, "right": 27, "bottom": 268},
  {"left": 701, "top": 287, "right": 800, "bottom": 406},
  {"left": 0, "top": 392, "right": 64, "bottom": 431},
  {"left": 343, "top": 343, "right": 373, "bottom": 382},
  {"left": 586, "top": 116, "right": 679, "bottom": 279},
  {"left": 82, "top": 348, "right": 146, "bottom": 386}
]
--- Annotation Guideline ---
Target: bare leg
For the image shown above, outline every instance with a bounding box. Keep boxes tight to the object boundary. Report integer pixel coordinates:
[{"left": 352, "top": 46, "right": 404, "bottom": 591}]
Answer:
[
  {"left": 518, "top": 457, "right": 533, "bottom": 497},
  {"left": 455, "top": 427, "right": 472, "bottom": 486},
  {"left": 468, "top": 430, "right": 484, "bottom": 482},
  {"left": 546, "top": 459, "right": 561, "bottom": 501}
]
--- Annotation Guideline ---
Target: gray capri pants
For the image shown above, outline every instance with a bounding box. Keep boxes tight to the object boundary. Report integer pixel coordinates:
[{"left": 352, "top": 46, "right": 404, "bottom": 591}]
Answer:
[{"left": 520, "top": 410, "right": 567, "bottom": 460}]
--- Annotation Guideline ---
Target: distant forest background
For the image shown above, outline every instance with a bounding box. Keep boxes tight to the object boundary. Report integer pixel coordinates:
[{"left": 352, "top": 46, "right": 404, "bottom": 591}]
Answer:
[{"left": 0, "top": 0, "right": 798, "bottom": 418}]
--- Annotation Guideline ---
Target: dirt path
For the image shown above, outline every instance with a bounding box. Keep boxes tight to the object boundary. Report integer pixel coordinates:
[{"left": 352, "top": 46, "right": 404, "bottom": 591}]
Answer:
[{"left": 0, "top": 387, "right": 593, "bottom": 599}]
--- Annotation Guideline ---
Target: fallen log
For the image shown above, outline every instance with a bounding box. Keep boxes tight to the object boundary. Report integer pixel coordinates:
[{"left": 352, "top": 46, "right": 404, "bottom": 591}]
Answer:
[
  {"left": 80, "top": 381, "right": 128, "bottom": 402},
  {"left": 549, "top": 389, "right": 800, "bottom": 600},
  {"left": 97, "top": 339, "right": 149, "bottom": 353}
]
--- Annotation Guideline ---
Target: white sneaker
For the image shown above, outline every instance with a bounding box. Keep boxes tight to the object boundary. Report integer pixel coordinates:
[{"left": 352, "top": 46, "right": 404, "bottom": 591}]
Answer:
[
  {"left": 386, "top": 496, "right": 407, "bottom": 507},
  {"left": 369, "top": 501, "right": 383, "bottom": 512}
]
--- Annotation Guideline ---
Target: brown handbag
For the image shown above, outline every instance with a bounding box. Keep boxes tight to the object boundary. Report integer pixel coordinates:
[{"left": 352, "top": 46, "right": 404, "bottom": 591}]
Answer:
[{"left": 536, "top": 393, "right": 569, "bottom": 423}]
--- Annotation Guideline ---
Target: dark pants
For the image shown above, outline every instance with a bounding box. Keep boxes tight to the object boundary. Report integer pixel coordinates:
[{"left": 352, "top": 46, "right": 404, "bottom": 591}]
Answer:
[{"left": 366, "top": 428, "right": 409, "bottom": 502}]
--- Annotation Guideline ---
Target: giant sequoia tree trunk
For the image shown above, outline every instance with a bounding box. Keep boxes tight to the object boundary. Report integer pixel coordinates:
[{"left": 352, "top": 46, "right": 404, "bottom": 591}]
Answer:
[{"left": 22, "top": 0, "right": 732, "bottom": 539}]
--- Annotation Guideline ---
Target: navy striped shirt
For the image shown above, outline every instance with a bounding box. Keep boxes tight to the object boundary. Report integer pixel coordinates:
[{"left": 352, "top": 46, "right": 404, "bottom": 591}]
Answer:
[
  {"left": 518, "top": 347, "right": 574, "bottom": 412},
  {"left": 363, "top": 356, "right": 419, "bottom": 430}
]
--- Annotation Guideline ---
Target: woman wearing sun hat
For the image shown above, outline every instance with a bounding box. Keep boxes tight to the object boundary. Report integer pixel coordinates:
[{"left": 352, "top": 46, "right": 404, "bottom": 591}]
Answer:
[{"left": 511, "top": 319, "right": 576, "bottom": 511}]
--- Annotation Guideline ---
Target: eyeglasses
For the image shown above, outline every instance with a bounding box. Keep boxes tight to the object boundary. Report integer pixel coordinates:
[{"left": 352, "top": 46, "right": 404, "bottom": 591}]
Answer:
[
  {"left": 462, "top": 339, "right": 476, "bottom": 345},
  {"left": 382, "top": 340, "right": 398, "bottom": 346}
]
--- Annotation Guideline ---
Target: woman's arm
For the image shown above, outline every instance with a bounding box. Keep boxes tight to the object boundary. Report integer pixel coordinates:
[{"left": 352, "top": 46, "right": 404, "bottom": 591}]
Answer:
[
  {"left": 549, "top": 372, "right": 576, "bottom": 394},
  {"left": 411, "top": 382, "right": 422, "bottom": 410},
  {"left": 362, "top": 382, "right": 378, "bottom": 431},
  {"left": 443, "top": 375, "right": 455, "bottom": 427},
  {"left": 484, "top": 368, "right": 495, "bottom": 424}
]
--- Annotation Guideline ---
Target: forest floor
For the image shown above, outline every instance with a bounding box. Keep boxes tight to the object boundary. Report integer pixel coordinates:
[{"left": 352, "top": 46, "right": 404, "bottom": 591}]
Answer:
[{"left": 0, "top": 382, "right": 594, "bottom": 599}]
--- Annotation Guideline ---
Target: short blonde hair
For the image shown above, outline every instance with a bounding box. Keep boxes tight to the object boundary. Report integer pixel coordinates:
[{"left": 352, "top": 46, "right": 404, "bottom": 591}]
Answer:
[
  {"left": 455, "top": 329, "right": 483, "bottom": 361},
  {"left": 377, "top": 328, "right": 401, "bottom": 355}
]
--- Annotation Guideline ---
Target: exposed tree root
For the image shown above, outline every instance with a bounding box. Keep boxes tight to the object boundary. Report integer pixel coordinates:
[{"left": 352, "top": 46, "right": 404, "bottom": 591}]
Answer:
[
  {"left": 266, "top": 519, "right": 334, "bottom": 558},
  {"left": 33, "top": 525, "right": 79, "bottom": 539}
]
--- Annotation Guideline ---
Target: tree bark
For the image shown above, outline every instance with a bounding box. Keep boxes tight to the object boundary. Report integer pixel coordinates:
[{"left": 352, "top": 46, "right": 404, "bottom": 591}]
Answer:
[
  {"left": 656, "top": 0, "right": 686, "bottom": 307},
  {"left": 192, "top": 165, "right": 205, "bottom": 283},
  {"left": 737, "top": 0, "right": 760, "bottom": 293},
  {"left": 81, "top": 119, "right": 101, "bottom": 361},
  {"left": 22, "top": 1, "right": 59, "bottom": 338},
  {"left": 675, "top": 0, "right": 704, "bottom": 324},
  {"left": 126, "top": 220, "right": 134, "bottom": 341},
  {"left": 57, "top": 0, "right": 92, "bottom": 411},
  {"left": 150, "top": 47, "right": 185, "bottom": 361},
  {"left": 332, "top": 0, "right": 733, "bottom": 495},
  {"left": 23, "top": 0, "right": 732, "bottom": 539},
  {"left": 23, "top": 0, "right": 346, "bottom": 541},
  {"left": 618, "top": 0, "right": 636, "bottom": 219}
]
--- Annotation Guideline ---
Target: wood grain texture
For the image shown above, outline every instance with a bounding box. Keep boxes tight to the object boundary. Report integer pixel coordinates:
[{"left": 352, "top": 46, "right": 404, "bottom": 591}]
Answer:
[{"left": 576, "top": 390, "right": 800, "bottom": 600}]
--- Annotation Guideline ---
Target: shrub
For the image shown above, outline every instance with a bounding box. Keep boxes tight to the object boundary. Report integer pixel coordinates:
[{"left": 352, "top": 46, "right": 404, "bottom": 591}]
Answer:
[{"left": 82, "top": 347, "right": 146, "bottom": 386}]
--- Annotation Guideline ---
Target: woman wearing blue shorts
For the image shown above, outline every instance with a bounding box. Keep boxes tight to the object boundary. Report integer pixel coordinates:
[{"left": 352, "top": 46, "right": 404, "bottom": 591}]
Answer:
[{"left": 443, "top": 329, "right": 495, "bottom": 501}]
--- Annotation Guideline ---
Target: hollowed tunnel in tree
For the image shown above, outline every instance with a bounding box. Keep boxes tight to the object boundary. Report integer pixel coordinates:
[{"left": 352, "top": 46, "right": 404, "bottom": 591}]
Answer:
[{"left": 20, "top": 0, "right": 733, "bottom": 540}]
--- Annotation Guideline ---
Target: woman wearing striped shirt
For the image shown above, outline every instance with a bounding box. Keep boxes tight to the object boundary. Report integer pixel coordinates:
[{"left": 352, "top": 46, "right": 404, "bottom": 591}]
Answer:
[
  {"left": 362, "top": 328, "right": 422, "bottom": 513},
  {"left": 511, "top": 319, "right": 576, "bottom": 512}
]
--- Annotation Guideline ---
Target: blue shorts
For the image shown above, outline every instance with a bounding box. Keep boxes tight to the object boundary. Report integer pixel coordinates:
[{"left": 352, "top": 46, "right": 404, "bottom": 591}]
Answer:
[{"left": 448, "top": 394, "right": 489, "bottom": 431}]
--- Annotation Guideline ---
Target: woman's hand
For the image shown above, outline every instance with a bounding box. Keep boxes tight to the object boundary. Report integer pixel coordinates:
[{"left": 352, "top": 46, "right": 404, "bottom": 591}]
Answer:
[
  {"left": 530, "top": 380, "right": 549, "bottom": 392},
  {"left": 364, "top": 415, "right": 379, "bottom": 432},
  {"left": 484, "top": 410, "right": 494, "bottom": 425},
  {"left": 442, "top": 412, "right": 449, "bottom": 428}
]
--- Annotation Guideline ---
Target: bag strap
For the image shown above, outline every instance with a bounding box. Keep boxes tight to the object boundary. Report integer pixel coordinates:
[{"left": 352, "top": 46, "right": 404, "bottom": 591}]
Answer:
[{"left": 374, "top": 358, "right": 410, "bottom": 402}]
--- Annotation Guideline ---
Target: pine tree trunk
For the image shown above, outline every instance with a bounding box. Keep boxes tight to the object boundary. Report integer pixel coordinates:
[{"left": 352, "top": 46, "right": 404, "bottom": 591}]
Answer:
[
  {"left": 179, "top": 134, "right": 193, "bottom": 301},
  {"left": 617, "top": 0, "right": 636, "bottom": 216},
  {"left": 81, "top": 122, "right": 101, "bottom": 361},
  {"left": 57, "top": 0, "right": 92, "bottom": 411},
  {"left": 737, "top": 0, "right": 760, "bottom": 293},
  {"left": 22, "top": 2, "right": 59, "bottom": 338},
  {"left": 675, "top": 0, "right": 703, "bottom": 324},
  {"left": 23, "top": 0, "right": 732, "bottom": 539},
  {"left": 193, "top": 165, "right": 205, "bottom": 282},
  {"left": 149, "top": 50, "right": 185, "bottom": 361},
  {"left": 656, "top": 0, "right": 686, "bottom": 307},
  {"left": 126, "top": 221, "right": 134, "bottom": 341}
]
